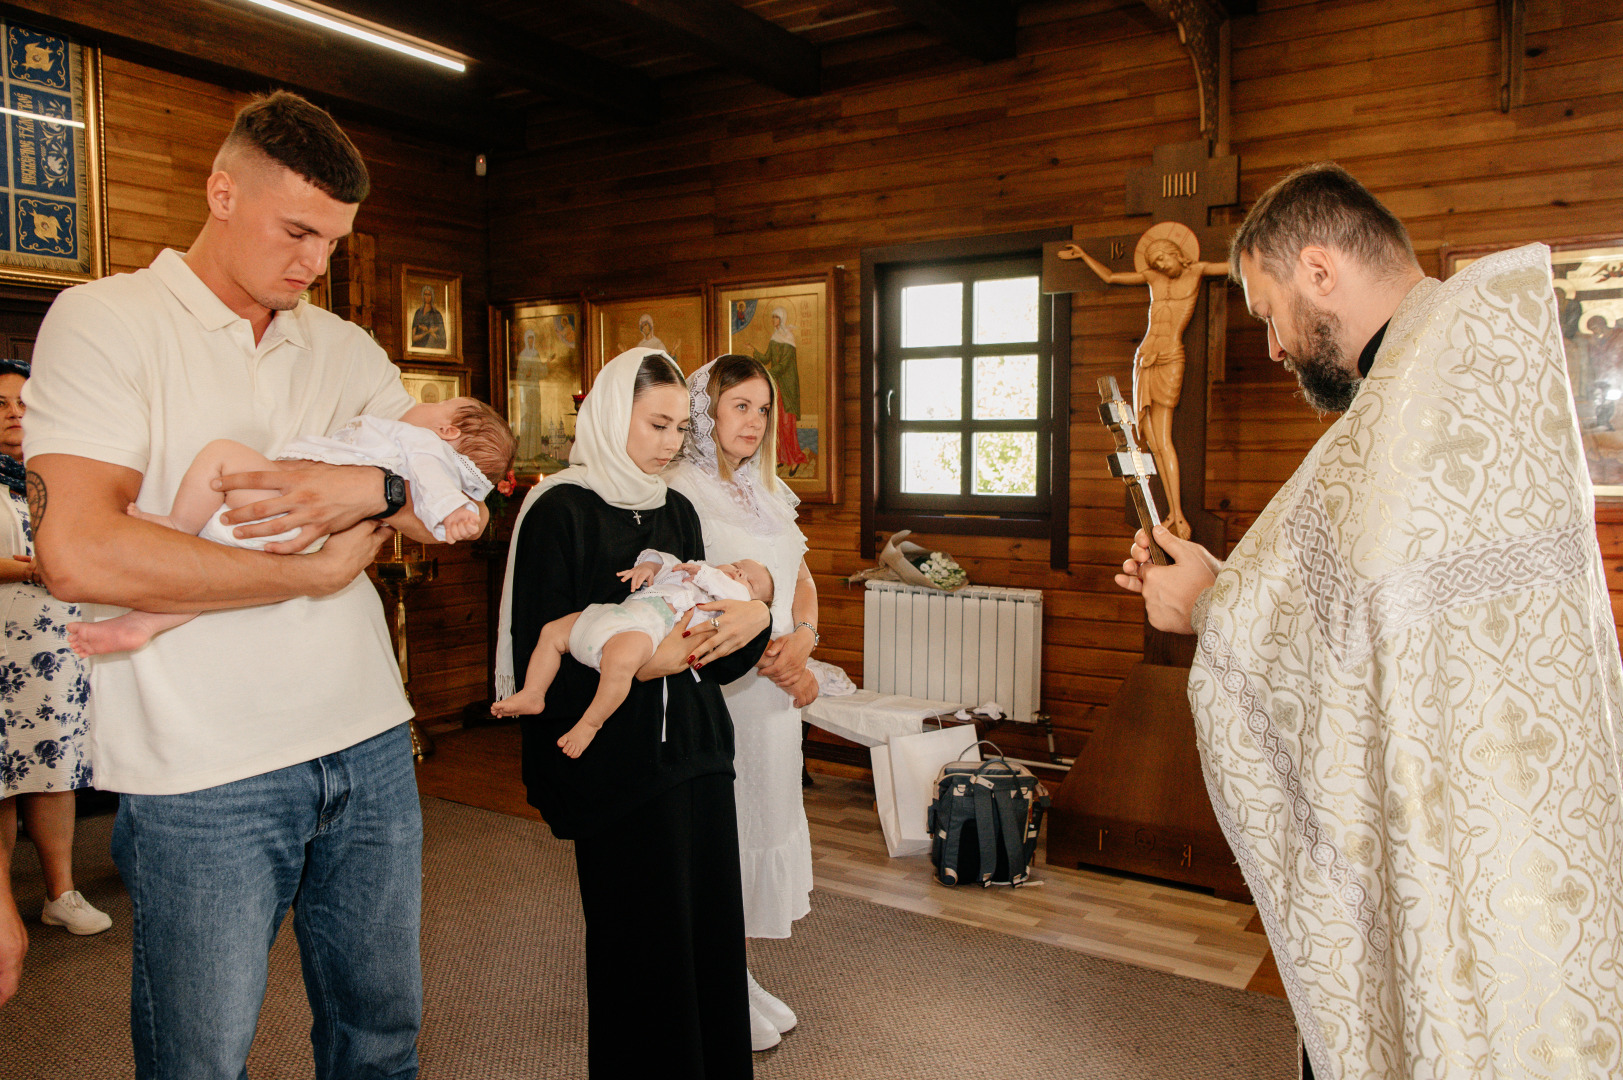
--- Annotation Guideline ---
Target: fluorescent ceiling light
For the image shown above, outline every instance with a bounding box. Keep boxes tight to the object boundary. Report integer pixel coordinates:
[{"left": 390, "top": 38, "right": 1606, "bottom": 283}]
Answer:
[
  {"left": 238, "top": 0, "right": 468, "bottom": 73},
  {"left": 0, "top": 105, "right": 84, "bottom": 129}
]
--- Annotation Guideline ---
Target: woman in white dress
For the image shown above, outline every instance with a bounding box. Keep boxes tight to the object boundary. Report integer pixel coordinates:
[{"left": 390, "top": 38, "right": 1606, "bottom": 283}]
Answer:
[{"left": 665, "top": 354, "right": 820, "bottom": 1052}]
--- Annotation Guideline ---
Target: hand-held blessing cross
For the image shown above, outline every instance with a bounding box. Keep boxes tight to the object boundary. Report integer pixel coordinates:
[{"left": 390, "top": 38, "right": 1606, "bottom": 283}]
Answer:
[{"left": 1097, "top": 375, "right": 1169, "bottom": 566}]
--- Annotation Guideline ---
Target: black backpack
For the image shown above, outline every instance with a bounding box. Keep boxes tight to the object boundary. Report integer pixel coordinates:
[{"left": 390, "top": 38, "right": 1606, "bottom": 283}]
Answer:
[{"left": 927, "top": 743, "right": 1050, "bottom": 888}]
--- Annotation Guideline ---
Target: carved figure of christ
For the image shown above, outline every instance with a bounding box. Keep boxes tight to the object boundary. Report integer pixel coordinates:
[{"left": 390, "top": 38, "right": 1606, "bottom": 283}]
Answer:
[{"left": 1058, "top": 237, "right": 1229, "bottom": 539}]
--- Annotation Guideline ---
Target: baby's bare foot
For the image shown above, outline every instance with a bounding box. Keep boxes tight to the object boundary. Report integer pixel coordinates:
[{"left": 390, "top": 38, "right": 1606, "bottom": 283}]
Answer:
[
  {"left": 67, "top": 619, "right": 152, "bottom": 658},
  {"left": 557, "top": 723, "right": 598, "bottom": 759},
  {"left": 126, "top": 503, "right": 177, "bottom": 530},
  {"left": 491, "top": 688, "right": 545, "bottom": 717}
]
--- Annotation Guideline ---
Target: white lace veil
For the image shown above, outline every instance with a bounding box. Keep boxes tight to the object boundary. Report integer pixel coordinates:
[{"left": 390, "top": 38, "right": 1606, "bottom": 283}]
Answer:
[
  {"left": 667, "top": 357, "right": 807, "bottom": 637},
  {"left": 675, "top": 357, "right": 799, "bottom": 536}
]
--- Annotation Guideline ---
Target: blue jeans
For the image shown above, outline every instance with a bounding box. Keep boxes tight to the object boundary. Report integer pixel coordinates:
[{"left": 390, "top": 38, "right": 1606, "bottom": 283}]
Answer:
[{"left": 111, "top": 723, "right": 423, "bottom": 1080}]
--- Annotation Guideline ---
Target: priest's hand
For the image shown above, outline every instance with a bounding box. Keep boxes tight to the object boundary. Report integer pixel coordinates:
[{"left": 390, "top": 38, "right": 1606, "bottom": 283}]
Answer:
[{"left": 1115, "top": 525, "right": 1220, "bottom": 635}]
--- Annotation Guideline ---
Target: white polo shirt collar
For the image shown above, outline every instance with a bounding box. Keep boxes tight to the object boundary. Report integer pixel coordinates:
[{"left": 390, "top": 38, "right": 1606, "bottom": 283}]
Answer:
[{"left": 150, "top": 247, "right": 310, "bottom": 354}]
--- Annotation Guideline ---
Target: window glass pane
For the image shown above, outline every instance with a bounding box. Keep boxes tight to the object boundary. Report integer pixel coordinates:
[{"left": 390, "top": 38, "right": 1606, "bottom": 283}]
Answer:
[
  {"left": 973, "top": 276, "right": 1039, "bottom": 344},
  {"left": 901, "top": 356, "right": 962, "bottom": 420},
  {"left": 973, "top": 354, "right": 1038, "bottom": 419},
  {"left": 902, "top": 432, "right": 961, "bottom": 494},
  {"left": 901, "top": 282, "right": 962, "bottom": 347},
  {"left": 973, "top": 431, "right": 1037, "bottom": 496}
]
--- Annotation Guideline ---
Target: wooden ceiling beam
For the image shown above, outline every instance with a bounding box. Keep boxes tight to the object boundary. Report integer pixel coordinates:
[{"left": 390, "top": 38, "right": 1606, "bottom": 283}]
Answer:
[
  {"left": 324, "top": 0, "right": 658, "bottom": 124},
  {"left": 890, "top": 0, "right": 1016, "bottom": 61},
  {"left": 564, "top": 0, "right": 820, "bottom": 98},
  {"left": 0, "top": 0, "right": 517, "bottom": 147}
]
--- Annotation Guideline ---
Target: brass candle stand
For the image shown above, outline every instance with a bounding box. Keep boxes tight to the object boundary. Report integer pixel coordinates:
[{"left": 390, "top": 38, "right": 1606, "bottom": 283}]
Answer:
[{"left": 374, "top": 531, "right": 438, "bottom": 760}]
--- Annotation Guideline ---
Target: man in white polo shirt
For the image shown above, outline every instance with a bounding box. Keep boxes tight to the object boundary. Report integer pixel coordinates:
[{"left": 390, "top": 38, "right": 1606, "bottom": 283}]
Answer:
[{"left": 24, "top": 92, "right": 427, "bottom": 1079}]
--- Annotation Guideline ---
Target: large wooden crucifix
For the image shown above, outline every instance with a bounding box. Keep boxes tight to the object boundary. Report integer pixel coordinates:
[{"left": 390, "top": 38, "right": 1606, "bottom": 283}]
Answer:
[
  {"left": 1042, "top": 139, "right": 1238, "bottom": 555},
  {"left": 1042, "top": 141, "right": 1252, "bottom": 901}
]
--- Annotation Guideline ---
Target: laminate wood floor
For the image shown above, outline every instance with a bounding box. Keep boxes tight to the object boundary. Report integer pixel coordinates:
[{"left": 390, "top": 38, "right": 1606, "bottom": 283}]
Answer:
[{"left": 414, "top": 723, "right": 1282, "bottom": 996}]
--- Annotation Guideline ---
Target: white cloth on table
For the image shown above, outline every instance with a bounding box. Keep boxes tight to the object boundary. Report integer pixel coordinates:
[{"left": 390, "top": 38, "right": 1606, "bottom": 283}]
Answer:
[
  {"left": 666, "top": 429, "right": 811, "bottom": 939},
  {"left": 277, "top": 414, "right": 492, "bottom": 541},
  {"left": 800, "top": 689, "right": 965, "bottom": 748}
]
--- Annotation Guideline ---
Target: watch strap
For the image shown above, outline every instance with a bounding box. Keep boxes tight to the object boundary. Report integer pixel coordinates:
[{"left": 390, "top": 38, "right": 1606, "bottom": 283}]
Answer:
[{"left": 370, "top": 468, "right": 407, "bottom": 520}]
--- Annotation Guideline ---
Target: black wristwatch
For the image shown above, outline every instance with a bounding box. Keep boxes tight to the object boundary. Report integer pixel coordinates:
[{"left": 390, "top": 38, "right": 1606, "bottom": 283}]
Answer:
[{"left": 370, "top": 467, "right": 407, "bottom": 520}]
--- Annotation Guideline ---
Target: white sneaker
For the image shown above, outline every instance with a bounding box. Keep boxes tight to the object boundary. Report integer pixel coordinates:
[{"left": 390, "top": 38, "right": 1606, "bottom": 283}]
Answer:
[
  {"left": 748, "top": 1001, "right": 781, "bottom": 1052},
  {"left": 40, "top": 890, "right": 112, "bottom": 936},
  {"left": 747, "top": 969, "right": 797, "bottom": 1033}
]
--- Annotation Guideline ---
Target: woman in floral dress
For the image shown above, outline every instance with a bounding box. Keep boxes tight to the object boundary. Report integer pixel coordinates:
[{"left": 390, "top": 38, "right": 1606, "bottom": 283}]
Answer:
[{"left": 0, "top": 358, "right": 108, "bottom": 976}]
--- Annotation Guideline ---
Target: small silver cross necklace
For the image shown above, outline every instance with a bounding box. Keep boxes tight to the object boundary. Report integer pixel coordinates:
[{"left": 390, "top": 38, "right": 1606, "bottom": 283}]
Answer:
[{"left": 632, "top": 510, "right": 642, "bottom": 525}]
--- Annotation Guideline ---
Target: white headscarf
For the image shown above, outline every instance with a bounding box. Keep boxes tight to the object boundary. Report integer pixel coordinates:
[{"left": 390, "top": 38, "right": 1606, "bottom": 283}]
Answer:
[
  {"left": 769, "top": 306, "right": 796, "bottom": 346},
  {"left": 494, "top": 347, "right": 681, "bottom": 697}
]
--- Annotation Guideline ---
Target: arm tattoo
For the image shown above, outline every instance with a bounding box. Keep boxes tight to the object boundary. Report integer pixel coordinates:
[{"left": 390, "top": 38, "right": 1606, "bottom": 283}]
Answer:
[{"left": 25, "top": 469, "right": 45, "bottom": 529}]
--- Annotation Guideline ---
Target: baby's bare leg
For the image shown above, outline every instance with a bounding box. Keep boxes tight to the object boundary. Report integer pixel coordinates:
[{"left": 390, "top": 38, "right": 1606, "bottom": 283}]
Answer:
[
  {"left": 556, "top": 632, "right": 655, "bottom": 758},
  {"left": 67, "top": 611, "right": 198, "bottom": 658},
  {"left": 137, "top": 439, "right": 283, "bottom": 535},
  {"left": 80, "top": 441, "right": 290, "bottom": 657},
  {"left": 492, "top": 612, "right": 579, "bottom": 717}
]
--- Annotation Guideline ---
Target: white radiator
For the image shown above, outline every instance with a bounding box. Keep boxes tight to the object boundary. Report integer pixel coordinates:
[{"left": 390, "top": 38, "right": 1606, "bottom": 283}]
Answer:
[{"left": 862, "top": 581, "right": 1044, "bottom": 723}]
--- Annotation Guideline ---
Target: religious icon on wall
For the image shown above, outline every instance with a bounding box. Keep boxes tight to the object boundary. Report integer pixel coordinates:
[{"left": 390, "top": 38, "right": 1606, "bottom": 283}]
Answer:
[
  {"left": 0, "top": 19, "right": 107, "bottom": 287},
  {"left": 497, "top": 299, "right": 584, "bottom": 480},
  {"left": 1446, "top": 238, "right": 1623, "bottom": 496},
  {"left": 712, "top": 273, "right": 839, "bottom": 503},
  {"left": 399, "top": 369, "right": 462, "bottom": 406},
  {"left": 401, "top": 266, "right": 461, "bottom": 362},
  {"left": 587, "top": 293, "right": 705, "bottom": 377}
]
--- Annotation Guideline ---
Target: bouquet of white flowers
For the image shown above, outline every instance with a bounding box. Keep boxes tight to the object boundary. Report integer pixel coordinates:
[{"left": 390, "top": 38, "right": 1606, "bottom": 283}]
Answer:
[
  {"left": 911, "top": 550, "right": 967, "bottom": 590},
  {"left": 845, "top": 530, "right": 970, "bottom": 591}
]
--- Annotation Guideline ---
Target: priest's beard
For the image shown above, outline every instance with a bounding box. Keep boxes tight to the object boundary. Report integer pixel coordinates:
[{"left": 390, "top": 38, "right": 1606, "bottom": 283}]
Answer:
[{"left": 1282, "top": 290, "right": 1361, "bottom": 412}]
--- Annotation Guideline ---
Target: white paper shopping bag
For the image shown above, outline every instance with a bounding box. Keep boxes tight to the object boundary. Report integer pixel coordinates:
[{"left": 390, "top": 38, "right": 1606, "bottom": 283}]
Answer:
[{"left": 871, "top": 722, "right": 980, "bottom": 857}]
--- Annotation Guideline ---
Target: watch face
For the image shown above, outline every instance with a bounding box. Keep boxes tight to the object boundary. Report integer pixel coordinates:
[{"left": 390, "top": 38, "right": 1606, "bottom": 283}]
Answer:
[{"left": 387, "top": 474, "right": 407, "bottom": 505}]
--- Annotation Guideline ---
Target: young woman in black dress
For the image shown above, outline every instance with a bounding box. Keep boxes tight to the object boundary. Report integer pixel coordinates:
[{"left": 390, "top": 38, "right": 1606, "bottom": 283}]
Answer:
[{"left": 497, "top": 348, "right": 772, "bottom": 1078}]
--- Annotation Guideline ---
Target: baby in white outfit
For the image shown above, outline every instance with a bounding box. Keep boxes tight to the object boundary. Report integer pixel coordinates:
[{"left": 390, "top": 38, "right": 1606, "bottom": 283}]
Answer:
[
  {"left": 67, "top": 396, "right": 515, "bottom": 657},
  {"left": 493, "top": 548, "right": 774, "bottom": 757}
]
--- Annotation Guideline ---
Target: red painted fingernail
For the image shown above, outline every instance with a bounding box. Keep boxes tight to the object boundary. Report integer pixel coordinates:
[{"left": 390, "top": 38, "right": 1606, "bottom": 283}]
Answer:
[
  {"left": 695, "top": 662, "right": 704, "bottom": 669},
  {"left": 686, "top": 656, "right": 695, "bottom": 665},
  {"left": 682, "top": 631, "right": 691, "bottom": 638}
]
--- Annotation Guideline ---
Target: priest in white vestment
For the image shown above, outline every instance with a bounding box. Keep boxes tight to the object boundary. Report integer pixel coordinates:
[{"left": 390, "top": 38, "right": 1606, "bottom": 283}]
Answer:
[{"left": 1119, "top": 164, "right": 1623, "bottom": 1080}]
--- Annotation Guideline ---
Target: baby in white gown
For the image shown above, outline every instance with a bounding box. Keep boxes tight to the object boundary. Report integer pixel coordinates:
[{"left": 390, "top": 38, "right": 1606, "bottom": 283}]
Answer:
[
  {"left": 493, "top": 548, "right": 773, "bottom": 758},
  {"left": 67, "top": 396, "right": 514, "bottom": 657}
]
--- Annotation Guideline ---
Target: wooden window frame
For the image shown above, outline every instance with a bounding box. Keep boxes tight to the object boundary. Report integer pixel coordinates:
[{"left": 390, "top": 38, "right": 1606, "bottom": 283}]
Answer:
[{"left": 860, "top": 229, "right": 1071, "bottom": 569}]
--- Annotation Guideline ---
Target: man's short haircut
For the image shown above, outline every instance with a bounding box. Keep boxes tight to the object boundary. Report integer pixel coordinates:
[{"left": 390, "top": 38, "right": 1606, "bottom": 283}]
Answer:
[
  {"left": 452, "top": 398, "right": 517, "bottom": 481},
  {"left": 220, "top": 90, "right": 370, "bottom": 204},
  {"left": 1230, "top": 163, "right": 1416, "bottom": 284}
]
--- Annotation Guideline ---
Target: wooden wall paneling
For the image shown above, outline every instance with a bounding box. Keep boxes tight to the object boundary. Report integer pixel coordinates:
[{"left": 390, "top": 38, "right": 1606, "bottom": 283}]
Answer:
[
  {"left": 488, "top": 0, "right": 1623, "bottom": 767},
  {"left": 489, "top": 4, "right": 1205, "bottom": 762}
]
